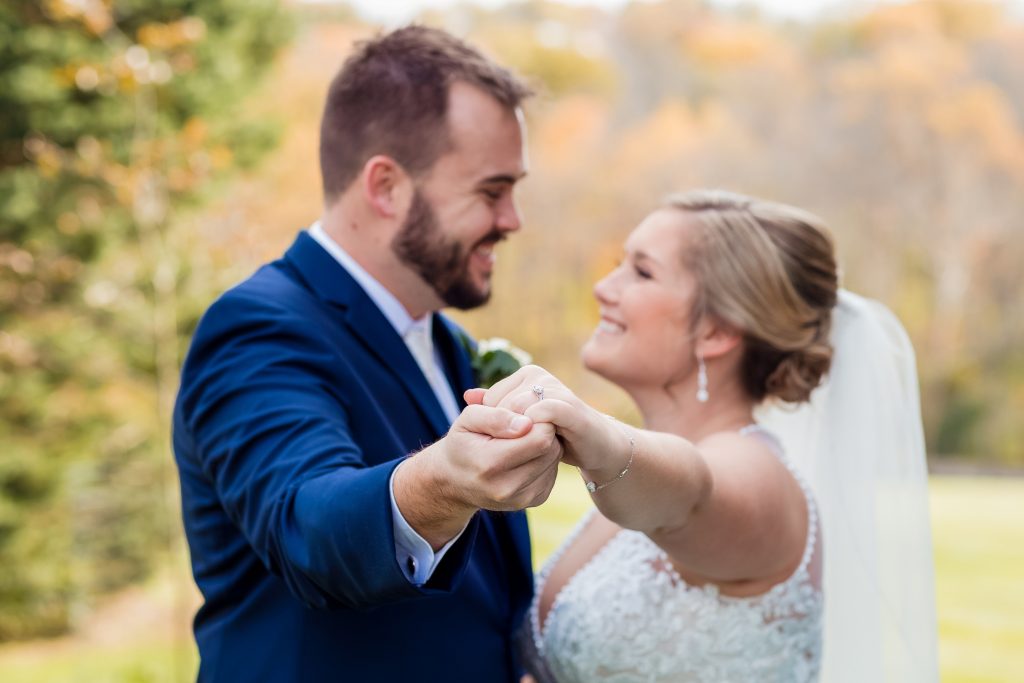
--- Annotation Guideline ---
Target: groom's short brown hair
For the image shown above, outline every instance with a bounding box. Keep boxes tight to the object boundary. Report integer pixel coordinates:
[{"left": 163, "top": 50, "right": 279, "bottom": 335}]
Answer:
[{"left": 319, "top": 25, "right": 532, "bottom": 203}]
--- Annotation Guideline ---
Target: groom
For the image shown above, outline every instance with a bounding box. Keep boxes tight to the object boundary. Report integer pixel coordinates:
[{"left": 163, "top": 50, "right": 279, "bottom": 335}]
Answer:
[{"left": 172, "top": 27, "right": 561, "bottom": 682}]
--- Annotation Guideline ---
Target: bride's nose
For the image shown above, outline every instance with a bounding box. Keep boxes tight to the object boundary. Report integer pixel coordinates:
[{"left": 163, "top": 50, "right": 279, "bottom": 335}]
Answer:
[{"left": 593, "top": 271, "right": 618, "bottom": 306}]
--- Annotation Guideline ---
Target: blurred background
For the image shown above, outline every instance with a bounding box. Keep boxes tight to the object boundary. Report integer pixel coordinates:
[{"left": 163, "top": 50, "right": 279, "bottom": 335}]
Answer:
[{"left": 1, "top": 0, "right": 1022, "bottom": 680}]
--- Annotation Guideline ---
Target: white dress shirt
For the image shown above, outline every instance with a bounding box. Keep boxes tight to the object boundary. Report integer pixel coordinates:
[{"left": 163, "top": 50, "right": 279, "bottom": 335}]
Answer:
[{"left": 308, "top": 222, "right": 467, "bottom": 585}]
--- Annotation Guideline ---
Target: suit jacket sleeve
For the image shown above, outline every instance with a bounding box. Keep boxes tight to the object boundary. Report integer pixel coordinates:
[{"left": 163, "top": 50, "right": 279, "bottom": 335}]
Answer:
[{"left": 175, "top": 288, "right": 479, "bottom": 610}]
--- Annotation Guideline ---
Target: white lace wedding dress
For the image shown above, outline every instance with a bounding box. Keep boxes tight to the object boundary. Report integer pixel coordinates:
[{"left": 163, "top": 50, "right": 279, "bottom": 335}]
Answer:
[{"left": 522, "top": 426, "right": 823, "bottom": 683}]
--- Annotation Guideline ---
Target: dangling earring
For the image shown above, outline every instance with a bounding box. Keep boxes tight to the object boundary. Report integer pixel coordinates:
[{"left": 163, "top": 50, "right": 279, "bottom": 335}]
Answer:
[{"left": 696, "top": 353, "right": 709, "bottom": 403}]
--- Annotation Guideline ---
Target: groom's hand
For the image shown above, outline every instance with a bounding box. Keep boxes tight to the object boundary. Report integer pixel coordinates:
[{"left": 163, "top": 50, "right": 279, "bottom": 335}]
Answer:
[
  {"left": 393, "top": 404, "right": 562, "bottom": 550},
  {"left": 444, "top": 405, "right": 562, "bottom": 512},
  {"left": 469, "top": 365, "right": 623, "bottom": 472}
]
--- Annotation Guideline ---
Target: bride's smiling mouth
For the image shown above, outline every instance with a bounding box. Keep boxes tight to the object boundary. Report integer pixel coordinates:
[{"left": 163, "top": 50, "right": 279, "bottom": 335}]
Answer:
[{"left": 596, "top": 316, "right": 625, "bottom": 335}]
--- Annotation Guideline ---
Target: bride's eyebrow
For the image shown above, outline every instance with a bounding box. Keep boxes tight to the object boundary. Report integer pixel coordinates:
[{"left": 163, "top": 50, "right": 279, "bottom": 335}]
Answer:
[{"left": 632, "top": 250, "right": 660, "bottom": 268}]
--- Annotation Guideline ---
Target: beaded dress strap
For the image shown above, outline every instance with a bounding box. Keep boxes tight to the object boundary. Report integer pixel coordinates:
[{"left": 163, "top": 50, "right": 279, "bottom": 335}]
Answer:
[{"left": 739, "top": 424, "right": 819, "bottom": 577}]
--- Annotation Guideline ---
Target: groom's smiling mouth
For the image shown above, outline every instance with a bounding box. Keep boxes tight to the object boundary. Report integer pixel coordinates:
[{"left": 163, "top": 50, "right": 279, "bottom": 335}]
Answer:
[
  {"left": 470, "top": 235, "right": 504, "bottom": 273},
  {"left": 472, "top": 242, "right": 495, "bottom": 268}
]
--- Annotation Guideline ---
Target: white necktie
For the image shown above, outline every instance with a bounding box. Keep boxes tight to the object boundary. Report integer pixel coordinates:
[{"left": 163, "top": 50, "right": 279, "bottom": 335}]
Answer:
[{"left": 404, "top": 322, "right": 460, "bottom": 423}]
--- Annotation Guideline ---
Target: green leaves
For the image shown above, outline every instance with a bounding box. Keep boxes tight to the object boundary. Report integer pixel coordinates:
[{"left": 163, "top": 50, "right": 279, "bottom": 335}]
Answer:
[
  {"left": 0, "top": 0, "right": 291, "bottom": 640},
  {"left": 464, "top": 337, "right": 533, "bottom": 389}
]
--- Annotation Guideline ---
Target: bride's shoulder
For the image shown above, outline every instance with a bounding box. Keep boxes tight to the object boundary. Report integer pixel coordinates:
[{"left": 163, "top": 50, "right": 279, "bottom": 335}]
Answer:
[
  {"left": 696, "top": 428, "right": 777, "bottom": 460},
  {"left": 694, "top": 429, "right": 793, "bottom": 483}
]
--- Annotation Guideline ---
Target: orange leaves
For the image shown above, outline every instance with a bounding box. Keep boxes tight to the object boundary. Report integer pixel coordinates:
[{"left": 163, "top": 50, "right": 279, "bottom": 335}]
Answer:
[
  {"left": 0, "top": 246, "right": 35, "bottom": 276},
  {"left": 208, "top": 145, "right": 233, "bottom": 172},
  {"left": 830, "top": 40, "right": 969, "bottom": 108},
  {"left": 533, "top": 96, "right": 608, "bottom": 172},
  {"left": 854, "top": 2, "right": 944, "bottom": 45},
  {"left": 136, "top": 18, "right": 207, "bottom": 51},
  {"left": 855, "top": 0, "right": 1002, "bottom": 45},
  {"left": 0, "top": 331, "right": 39, "bottom": 369},
  {"left": 680, "top": 21, "right": 785, "bottom": 69},
  {"left": 612, "top": 99, "right": 749, "bottom": 192},
  {"left": 23, "top": 135, "right": 64, "bottom": 179},
  {"left": 926, "top": 84, "right": 1024, "bottom": 176},
  {"left": 826, "top": 26, "right": 1024, "bottom": 181},
  {"left": 180, "top": 118, "right": 209, "bottom": 150},
  {"left": 615, "top": 100, "right": 702, "bottom": 171},
  {"left": 41, "top": 0, "right": 113, "bottom": 36}
]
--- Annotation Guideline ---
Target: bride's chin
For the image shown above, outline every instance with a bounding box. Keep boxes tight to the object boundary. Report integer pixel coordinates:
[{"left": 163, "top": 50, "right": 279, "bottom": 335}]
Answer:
[{"left": 581, "top": 344, "right": 612, "bottom": 377}]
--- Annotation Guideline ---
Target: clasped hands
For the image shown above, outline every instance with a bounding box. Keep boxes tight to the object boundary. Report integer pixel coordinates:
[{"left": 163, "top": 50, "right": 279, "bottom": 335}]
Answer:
[{"left": 440, "top": 365, "right": 630, "bottom": 514}]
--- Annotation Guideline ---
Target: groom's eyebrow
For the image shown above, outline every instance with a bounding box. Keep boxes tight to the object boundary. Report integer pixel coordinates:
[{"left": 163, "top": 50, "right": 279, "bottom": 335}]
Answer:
[{"left": 477, "top": 171, "right": 526, "bottom": 186}]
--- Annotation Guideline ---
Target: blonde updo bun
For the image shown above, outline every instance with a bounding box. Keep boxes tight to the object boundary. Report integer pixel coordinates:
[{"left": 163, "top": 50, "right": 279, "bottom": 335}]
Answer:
[
  {"left": 758, "top": 335, "right": 833, "bottom": 404},
  {"left": 665, "top": 190, "right": 839, "bottom": 404}
]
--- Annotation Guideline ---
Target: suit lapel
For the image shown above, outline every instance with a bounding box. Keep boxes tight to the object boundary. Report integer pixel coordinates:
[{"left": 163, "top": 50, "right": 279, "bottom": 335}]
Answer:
[
  {"left": 433, "top": 316, "right": 477, "bottom": 407},
  {"left": 282, "top": 232, "right": 450, "bottom": 439},
  {"left": 344, "top": 295, "right": 451, "bottom": 437}
]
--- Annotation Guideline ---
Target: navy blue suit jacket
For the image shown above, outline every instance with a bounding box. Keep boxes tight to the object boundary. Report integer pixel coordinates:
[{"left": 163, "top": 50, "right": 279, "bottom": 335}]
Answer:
[{"left": 172, "top": 232, "right": 533, "bottom": 682}]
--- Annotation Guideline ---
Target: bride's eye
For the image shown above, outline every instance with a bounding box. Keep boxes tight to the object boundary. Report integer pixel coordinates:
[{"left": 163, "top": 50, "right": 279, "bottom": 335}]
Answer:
[{"left": 634, "top": 264, "right": 652, "bottom": 280}]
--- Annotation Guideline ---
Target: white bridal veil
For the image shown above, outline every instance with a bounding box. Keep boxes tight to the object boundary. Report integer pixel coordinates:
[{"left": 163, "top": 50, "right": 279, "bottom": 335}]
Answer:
[{"left": 756, "top": 290, "right": 940, "bottom": 682}]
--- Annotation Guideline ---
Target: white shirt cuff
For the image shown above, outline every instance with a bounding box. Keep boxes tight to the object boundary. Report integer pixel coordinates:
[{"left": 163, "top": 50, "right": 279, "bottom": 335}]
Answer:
[{"left": 389, "top": 460, "right": 469, "bottom": 585}]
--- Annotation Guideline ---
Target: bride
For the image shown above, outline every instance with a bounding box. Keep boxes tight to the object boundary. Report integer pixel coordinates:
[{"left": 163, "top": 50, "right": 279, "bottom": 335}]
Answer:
[{"left": 471, "top": 190, "right": 938, "bottom": 682}]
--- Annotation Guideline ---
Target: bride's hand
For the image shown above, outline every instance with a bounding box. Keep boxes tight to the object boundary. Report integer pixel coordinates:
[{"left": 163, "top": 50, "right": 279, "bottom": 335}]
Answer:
[{"left": 465, "top": 366, "right": 629, "bottom": 474}]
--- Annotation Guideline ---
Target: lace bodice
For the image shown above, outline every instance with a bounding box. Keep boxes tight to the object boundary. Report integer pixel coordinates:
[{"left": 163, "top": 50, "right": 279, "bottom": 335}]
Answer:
[{"left": 527, "top": 426, "right": 823, "bottom": 683}]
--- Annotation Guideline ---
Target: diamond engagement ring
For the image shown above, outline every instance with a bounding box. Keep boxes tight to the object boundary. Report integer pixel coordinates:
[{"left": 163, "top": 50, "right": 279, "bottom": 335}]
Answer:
[{"left": 531, "top": 384, "right": 545, "bottom": 402}]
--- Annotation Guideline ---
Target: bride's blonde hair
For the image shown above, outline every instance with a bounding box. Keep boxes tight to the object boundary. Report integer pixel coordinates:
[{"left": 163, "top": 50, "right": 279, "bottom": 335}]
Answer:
[{"left": 664, "top": 190, "right": 839, "bottom": 404}]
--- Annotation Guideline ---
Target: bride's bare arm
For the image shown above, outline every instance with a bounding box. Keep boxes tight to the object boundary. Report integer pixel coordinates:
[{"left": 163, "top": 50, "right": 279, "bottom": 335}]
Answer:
[
  {"left": 585, "top": 426, "right": 807, "bottom": 584},
  {"left": 474, "top": 366, "right": 808, "bottom": 584}
]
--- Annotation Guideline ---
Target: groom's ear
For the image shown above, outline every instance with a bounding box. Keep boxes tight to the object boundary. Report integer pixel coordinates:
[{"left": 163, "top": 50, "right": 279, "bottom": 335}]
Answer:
[{"left": 361, "top": 155, "right": 411, "bottom": 219}]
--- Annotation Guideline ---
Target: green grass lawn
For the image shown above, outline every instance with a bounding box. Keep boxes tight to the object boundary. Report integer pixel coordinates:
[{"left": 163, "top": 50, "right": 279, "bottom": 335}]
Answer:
[
  {"left": 927, "top": 477, "right": 1024, "bottom": 683},
  {"left": 0, "top": 472, "right": 1020, "bottom": 682}
]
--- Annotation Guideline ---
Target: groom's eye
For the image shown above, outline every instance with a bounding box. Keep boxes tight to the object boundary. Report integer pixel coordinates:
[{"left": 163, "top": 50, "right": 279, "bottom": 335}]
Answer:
[{"left": 480, "top": 187, "right": 503, "bottom": 202}]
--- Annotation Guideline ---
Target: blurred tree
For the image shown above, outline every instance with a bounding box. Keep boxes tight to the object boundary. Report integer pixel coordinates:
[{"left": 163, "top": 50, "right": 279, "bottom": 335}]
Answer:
[
  {"left": 442, "top": 0, "right": 1024, "bottom": 465},
  {"left": 0, "top": 0, "right": 289, "bottom": 639},
  {"left": 2, "top": 0, "right": 1021, "bottom": 644}
]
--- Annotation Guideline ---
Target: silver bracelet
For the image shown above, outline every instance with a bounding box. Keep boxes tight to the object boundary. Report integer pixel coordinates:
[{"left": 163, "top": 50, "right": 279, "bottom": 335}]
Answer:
[{"left": 583, "top": 418, "right": 636, "bottom": 493}]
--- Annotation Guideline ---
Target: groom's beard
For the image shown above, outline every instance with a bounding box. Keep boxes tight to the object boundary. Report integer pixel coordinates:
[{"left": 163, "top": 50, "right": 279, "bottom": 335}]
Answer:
[{"left": 391, "top": 188, "right": 501, "bottom": 310}]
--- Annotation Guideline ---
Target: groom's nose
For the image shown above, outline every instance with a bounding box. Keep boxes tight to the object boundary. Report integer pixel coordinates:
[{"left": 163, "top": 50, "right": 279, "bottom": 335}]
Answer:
[{"left": 493, "top": 194, "right": 522, "bottom": 234}]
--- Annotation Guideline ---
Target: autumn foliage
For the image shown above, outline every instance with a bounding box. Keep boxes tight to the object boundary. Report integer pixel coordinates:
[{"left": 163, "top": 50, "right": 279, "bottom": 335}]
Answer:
[{"left": 1, "top": 0, "right": 1021, "bottom": 640}]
